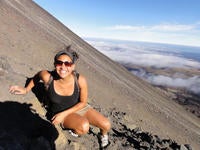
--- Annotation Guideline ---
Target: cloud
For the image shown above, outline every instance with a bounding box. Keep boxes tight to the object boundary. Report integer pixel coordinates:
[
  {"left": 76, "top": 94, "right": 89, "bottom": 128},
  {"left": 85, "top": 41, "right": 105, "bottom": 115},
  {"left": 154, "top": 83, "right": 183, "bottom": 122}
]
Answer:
[
  {"left": 87, "top": 39, "right": 200, "bottom": 69},
  {"left": 148, "top": 75, "right": 199, "bottom": 88},
  {"left": 105, "top": 25, "right": 146, "bottom": 31},
  {"left": 133, "top": 70, "right": 200, "bottom": 94},
  {"left": 98, "top": 22, "right": 200, "bottom": 46},
  {"left": 151, "top": 24, "right": 195, "bottom": 32},
  {"left": 105, "top": 23, "right": 199, "bottom": 32}
]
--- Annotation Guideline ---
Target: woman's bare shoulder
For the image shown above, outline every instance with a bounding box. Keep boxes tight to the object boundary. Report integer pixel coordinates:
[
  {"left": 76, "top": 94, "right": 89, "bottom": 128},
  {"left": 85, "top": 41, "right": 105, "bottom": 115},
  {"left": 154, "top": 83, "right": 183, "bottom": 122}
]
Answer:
[
  {"left": 39, "top": 70, "right": 51, "bottom": 83},
  {"left": 78, "top": 74, "right": 87, "bottom": 87}
]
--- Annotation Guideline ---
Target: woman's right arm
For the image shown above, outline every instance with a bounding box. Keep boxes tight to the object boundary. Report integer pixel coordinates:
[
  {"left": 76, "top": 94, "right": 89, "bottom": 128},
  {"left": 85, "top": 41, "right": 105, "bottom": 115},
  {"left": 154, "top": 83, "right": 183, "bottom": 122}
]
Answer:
[{"left": 9, "top": 70, "right": 50, "bottom": 95}]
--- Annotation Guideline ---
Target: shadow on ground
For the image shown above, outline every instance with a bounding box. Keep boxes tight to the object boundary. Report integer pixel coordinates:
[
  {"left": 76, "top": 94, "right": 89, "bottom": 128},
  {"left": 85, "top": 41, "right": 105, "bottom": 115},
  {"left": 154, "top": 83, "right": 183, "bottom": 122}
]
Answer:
[{"left": 0, "top": 101, "right": 58, "bottom": 150}]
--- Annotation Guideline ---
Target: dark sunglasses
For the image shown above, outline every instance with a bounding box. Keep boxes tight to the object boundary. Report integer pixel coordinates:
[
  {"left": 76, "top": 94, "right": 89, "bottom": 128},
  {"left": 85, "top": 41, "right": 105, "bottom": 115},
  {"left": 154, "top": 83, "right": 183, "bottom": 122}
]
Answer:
[{"left": 55, "top": 60, "right": 73, "bottom": 67}]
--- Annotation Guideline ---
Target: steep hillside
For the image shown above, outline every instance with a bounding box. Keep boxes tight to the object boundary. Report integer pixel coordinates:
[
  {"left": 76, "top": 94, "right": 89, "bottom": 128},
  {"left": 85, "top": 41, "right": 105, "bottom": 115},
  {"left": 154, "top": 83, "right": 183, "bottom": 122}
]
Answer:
[{"left": 0, "top": 0, "right": 200, "bottom": 149}]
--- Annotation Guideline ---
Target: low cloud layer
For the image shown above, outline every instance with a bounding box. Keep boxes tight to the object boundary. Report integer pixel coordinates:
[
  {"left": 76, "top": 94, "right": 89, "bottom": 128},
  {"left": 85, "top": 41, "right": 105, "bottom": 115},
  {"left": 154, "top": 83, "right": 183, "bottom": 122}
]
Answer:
[
  {"left": 87, "top": 39, "right": 200, "bottom": 69},
  {"left": 132, "top": 69, "right": 200, "bottom": 94},
  {"left": 148, "top": 75, "right": 200, "bottom": 94},
  {"left": 86, "top": 38, "right": 200, "bottom": 94}
]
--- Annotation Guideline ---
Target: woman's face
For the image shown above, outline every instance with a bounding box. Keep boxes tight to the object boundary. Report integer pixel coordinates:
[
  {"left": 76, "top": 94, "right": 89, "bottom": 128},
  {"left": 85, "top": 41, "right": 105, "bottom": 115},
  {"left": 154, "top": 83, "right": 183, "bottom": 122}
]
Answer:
[{"left": 54, "top": 54, "right": 75, "bottom": 79}]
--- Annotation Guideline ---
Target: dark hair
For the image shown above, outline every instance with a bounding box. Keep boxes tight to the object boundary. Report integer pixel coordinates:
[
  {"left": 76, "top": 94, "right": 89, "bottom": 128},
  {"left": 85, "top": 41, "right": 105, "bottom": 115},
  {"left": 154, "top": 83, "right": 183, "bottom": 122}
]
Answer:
[{"left": 54, "top": 45, "right": 79, "bottom": 63}]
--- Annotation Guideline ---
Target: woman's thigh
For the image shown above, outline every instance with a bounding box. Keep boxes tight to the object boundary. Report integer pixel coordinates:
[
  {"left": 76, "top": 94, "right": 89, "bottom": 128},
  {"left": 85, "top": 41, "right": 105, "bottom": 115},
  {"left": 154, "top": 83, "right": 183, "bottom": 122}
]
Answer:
[
  {"left": 62, "top": 113, "right": 88, "bottom": 129},
  {"left": 84, "top": 108, "right": 110, "bottom": 129}
]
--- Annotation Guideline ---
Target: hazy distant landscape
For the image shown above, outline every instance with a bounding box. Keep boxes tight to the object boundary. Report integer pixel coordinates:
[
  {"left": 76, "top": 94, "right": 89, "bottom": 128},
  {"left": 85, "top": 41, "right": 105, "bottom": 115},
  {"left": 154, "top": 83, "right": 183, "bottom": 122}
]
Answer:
[{"left": 86, "top": 38, "right": 200, "bottom": 117}]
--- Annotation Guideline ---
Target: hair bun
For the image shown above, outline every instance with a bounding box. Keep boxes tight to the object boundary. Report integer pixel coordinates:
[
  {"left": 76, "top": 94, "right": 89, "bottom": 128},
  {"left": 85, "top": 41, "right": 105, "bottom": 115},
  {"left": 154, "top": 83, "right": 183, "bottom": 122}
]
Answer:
[{"left": 72, "top": 51, "right": 79, "bottom": 62}]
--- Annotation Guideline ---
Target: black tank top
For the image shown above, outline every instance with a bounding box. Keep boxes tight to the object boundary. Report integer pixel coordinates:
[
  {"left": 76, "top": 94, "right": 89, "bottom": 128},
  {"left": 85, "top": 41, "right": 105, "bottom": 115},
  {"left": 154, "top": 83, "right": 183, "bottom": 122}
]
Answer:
[{"left": 47, "top": 75, "right": 80, "bottom": 115}]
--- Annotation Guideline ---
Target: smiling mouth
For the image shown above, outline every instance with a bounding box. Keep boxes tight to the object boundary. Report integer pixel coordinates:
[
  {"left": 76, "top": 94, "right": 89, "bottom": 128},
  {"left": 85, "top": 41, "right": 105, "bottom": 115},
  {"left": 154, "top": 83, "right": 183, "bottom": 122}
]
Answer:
[{"left": 60, "top": 70, "right": 67, "bottom": 74}]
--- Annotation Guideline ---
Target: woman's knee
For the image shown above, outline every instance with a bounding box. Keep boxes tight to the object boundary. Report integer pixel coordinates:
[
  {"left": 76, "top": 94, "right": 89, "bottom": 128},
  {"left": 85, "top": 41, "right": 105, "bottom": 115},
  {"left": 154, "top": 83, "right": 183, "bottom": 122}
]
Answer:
[
  {"left": 63, "top": 114, "right": 90, "bottom": 135},
  {"left": 76, "top": 119, "right": 90, "bottom": 135},
  {"left": 101, "top": 118, "right": 111, "bottom": 131}
]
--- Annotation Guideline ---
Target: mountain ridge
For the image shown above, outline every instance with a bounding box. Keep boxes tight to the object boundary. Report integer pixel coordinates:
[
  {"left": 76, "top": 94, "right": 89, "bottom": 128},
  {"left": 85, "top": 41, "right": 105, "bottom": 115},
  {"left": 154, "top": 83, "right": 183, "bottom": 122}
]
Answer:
[{"left": 0, "top": 0, "right": 200, "bottom": 149}]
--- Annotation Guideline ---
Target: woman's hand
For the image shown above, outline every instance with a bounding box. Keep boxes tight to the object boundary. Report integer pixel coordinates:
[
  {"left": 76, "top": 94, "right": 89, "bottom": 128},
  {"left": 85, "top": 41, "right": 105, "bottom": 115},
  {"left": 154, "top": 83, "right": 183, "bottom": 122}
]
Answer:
[
  {"left": 9, "top": 86, "right": 27, "bottom": 95},
  {"left": 51, "top": 112, "right": 68, "bottom": 125}
]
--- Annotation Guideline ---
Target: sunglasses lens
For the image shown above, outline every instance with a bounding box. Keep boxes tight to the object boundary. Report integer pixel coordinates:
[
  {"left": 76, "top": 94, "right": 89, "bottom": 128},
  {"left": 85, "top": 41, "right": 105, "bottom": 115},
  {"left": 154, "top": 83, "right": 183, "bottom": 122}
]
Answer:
[
  {"left": 55, "top": 60, "right": 63, "bottom": 66},
  {"left": 64, "top": 62, "right": 73, "bottom": 66},
  {"left": 55, "top": 60, "right": 73, "bottom": 67}
]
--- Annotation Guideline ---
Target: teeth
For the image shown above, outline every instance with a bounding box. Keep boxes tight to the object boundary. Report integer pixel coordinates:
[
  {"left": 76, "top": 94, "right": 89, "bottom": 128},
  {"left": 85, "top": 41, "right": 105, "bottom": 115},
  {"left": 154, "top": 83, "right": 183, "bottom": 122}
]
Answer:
[{"left": 60, "top": 70, "right": 67, "bottom": 74}]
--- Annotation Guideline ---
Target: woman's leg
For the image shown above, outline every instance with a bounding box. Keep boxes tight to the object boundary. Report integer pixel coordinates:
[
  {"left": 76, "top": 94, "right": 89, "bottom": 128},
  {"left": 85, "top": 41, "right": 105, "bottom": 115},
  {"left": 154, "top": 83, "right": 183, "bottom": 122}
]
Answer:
[
  {"left": 62, "top": 113, "right": 90, "bottom": 135},
  {"left": 84, "top": 108, "right": 111, "bottom": 135}
]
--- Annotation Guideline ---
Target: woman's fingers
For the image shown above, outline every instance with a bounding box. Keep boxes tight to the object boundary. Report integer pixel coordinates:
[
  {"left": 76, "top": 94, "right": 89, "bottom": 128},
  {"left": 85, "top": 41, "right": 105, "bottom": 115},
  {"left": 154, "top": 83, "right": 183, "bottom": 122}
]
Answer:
[
  {"left": 51, "top": 114, "right": 65, "bottom": 125},
  {"left": 9, "top": 85, "right": 17, "bottom": 93},
  {"left": 9, "top": 86, "right": 26, "bottom": 94},
  {"left": 51, "top": 116, "right": 59, "bottom": 125},
  {"left": 51, "top": 115, "right": 56, "bottom": 121}
]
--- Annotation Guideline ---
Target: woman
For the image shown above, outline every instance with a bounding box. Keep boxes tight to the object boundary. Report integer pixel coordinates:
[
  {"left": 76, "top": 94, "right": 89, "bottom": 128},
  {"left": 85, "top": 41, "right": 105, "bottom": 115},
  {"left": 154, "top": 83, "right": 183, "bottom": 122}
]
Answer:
[{"left": 9, "top": 46, "right": 111, "bottom": 148}]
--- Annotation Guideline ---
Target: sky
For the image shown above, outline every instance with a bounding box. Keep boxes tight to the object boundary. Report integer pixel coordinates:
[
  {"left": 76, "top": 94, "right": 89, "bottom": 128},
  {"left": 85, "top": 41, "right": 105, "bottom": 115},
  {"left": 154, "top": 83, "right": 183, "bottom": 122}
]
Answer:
[{"left": 33, "top": 0, "right": 200, "bottom": 47}]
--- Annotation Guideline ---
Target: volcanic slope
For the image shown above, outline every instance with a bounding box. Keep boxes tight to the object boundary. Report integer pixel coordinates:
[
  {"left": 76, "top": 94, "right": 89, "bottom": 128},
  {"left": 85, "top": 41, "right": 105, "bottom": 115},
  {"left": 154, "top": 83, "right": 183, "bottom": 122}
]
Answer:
[{"left": 0, "top": 0, "right": 200, "bottom": 149}]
